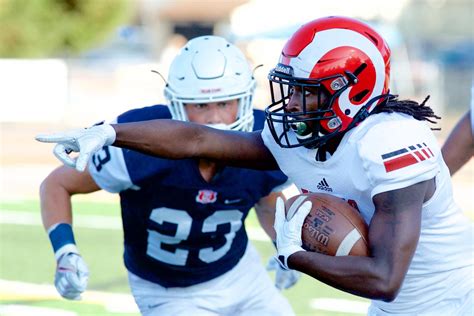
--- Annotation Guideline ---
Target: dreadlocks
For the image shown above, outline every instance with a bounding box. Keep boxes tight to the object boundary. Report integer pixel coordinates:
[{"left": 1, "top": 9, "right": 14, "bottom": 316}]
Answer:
[{"left": 373, "top": 95, "right": 441, "bottom": 129}]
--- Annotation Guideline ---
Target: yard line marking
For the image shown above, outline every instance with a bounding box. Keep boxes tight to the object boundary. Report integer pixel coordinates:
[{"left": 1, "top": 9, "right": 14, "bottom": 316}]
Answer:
[
  {"left": 310, "top": 297, "right": 370, "bottom": 314},
  {"left": 0, "top": 305, "right": 77, "bottom": 316},
  {"left": 0, "top": 210, "right": 121, "bottom": 229},
  {"left": 0, "top": 210, "right": 270, "bottom": 241},
  {"left": 0, "top": 279, "right": 139, "bottom": 314}
]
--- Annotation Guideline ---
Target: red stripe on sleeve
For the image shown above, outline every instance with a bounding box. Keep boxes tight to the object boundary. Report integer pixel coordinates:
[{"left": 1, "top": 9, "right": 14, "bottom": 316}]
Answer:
[
  {"left": 421, "top": 149, "right": 433, "bottom": 158},
  {"left": 383, "top": 153, "right": 419, "bottom": 172},
  {"left": 414, "top": 151, "right": 425, "bottom": 161},
  {"left": 424, "top": 147, "right": 434, "bottom": 157}
]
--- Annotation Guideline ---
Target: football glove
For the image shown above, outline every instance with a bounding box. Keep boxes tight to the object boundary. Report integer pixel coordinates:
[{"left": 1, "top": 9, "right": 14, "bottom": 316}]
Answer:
[
  {"left": 35, "top": 124, "right": 116, "bottom": 172},
  {"left": 55, "top": 252, "right": 89, "bottom": 300},
  {"left": 273, "top": 196, "right": 312, "bottom": 269},
  {"left": 266, "top": 256, "right": 301, "bottom": 290}
]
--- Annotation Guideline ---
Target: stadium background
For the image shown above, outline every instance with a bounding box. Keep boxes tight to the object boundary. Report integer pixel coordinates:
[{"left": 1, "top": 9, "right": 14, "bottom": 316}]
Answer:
[{"left": 1, "top": 0, "right": 472, "bottom": 315}]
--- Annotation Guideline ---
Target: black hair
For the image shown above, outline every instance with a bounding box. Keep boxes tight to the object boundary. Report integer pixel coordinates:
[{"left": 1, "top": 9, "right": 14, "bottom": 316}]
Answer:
[{"left": 373, "top": 95, "right": 441, "bottom": 130}]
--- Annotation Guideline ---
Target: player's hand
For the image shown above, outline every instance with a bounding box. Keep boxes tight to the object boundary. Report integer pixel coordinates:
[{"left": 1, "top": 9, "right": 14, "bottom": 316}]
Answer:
[
  {"left": 266, "top": 256, "right": 301, "bottom": 290},
  {"left": 55, "top": 252, "right": 89, "bottom": 300},
  {"left": 35, "top": 124, "right": 116, "bottom": 172},
  {"left": 274, "top": 196, "right": 312, "bottom": 269}
]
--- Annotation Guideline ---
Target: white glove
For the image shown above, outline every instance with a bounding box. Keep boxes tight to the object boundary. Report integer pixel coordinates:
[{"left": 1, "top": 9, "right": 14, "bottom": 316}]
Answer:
[
  {"left": 273, "top": 196, "right": 312, "bottom": 269},
  {"left": 266, "top": 256, "right": 301, "bottom": 290},
  {"left": 55, "top": 252, "right": 89, "bottom": 300},
  {"left": 35, "top": 124, "right": 116, "bottom": 172}
]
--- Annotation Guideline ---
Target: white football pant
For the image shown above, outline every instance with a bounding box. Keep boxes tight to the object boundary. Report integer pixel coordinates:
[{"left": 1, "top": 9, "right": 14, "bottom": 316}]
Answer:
[{"left": 128, "top": 243, "right": 294, "bottom": 316}]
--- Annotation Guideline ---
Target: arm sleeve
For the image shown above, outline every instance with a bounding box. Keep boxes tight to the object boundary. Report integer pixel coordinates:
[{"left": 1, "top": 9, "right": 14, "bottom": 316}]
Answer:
[
  {"left": 88, "top": 145, "right": 137, "bottom": 193},
  {"left": 357, "top": 119, "right": 440, "bottom": 198},
  {"left": 87, "top": 118, "right": 137, "bottom": 193}
]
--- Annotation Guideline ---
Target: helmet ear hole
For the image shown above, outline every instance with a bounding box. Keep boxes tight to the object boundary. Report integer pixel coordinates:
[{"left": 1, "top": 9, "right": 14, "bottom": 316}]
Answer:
[{"left": 352, "top": 89, "right": 370, "bottom": 102}]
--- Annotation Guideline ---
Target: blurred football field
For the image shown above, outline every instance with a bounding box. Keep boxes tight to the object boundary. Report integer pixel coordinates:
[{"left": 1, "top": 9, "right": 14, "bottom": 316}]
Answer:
[{"left": 0, "top": 199, "right": 372, "bottom": 316}]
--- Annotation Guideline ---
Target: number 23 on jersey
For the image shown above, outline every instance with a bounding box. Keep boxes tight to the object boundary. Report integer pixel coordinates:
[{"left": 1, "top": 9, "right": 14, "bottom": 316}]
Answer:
[{"left": 147, "top": 207, "right": 243, "bottom": 266}]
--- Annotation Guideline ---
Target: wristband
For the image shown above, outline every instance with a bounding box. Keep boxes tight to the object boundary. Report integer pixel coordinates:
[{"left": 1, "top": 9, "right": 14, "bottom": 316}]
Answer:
[{"left": 48, "top": 223, "right": 78, "bottom": 260}]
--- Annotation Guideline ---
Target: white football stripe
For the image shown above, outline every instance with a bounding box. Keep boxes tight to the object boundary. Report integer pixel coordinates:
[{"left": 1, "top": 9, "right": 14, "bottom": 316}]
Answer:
[
  {"left": 336, "top": 228, "right": 362, "bottom": 256},
  {"left": 0, "top": 209, "right": 272, "bottom": 242},
  {"left": 0, "top": 210, "right": 122, "bottom": 229},
  {"left": 286, "top": 195, "right": 307, "bottom": 220},
  {"left": 289, "top": 28, "right": 386, "bottom": 117},
  {"left": 0, "top": 279, "right": 139, "bottom": 313}
]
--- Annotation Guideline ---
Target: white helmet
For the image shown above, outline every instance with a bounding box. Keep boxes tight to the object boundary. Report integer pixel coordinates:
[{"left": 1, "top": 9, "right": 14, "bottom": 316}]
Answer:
[{"left": 164, "top": 36, "right": 256, "bottom": 132}]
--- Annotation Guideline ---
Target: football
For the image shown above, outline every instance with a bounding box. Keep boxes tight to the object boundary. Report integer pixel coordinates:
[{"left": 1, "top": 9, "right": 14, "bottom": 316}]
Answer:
[{"left": 285, "top": 193, "right": 369, "bottom": 256}]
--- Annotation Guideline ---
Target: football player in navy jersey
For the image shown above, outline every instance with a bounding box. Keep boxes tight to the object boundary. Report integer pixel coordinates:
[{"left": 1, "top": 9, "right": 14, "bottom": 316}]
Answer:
[{"left": 39, "top": 36, "right": 297, "bottom": 315}]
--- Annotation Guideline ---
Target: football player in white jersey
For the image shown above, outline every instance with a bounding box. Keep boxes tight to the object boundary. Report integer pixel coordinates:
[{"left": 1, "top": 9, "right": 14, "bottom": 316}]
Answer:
[
  {"left": 37, "top": 17, "right": 474, "bottom": 315},
  {"left": 442, "top": 84, "right": 474, "bottom": 175},
  {"left": 39, "top": 36, "right": 298, "bottom": 316}
]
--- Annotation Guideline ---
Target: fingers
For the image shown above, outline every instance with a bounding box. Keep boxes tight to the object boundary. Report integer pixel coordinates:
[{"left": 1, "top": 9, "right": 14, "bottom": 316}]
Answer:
[
  {"left": 275, "top": 267, "right": 301, "bottom": 290},
  {"left": 65, "top": 271, "right": 87, "bottom": 292},
  {"left": 75, "top": 153, "right": 90, "bottom": 172},
  {"left": 274, "top": 196, "right": 286, "bottom": 230},
  {"left": 55, "top": 253, "right": 89, "bottom": 300},
  {"left": 289, "top": 201, "right": 312, "bottom": 232},
  {"left": 266, "top": 257, "right": 278, "bottom": 271},
  {"left": 53, "top": 144, "right": 77, "bottom": 168},
  {"left": 35, "top": 133, "right": 73, "bottom": 143},
  {"left": 56, "top": 274, "right": 84, "bottom": 300},
  {"left": 75, "top": 140, "right": 102, "bottom": 172}
]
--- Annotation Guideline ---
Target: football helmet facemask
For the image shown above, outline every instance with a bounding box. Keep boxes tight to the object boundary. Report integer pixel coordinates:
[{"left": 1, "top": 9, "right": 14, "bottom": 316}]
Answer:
[
  {"left": 165, "top": 36, "right": 256, "bottom": 132},
  {"left": 265, "top": 16, "right": 391, "bottom": 148}
]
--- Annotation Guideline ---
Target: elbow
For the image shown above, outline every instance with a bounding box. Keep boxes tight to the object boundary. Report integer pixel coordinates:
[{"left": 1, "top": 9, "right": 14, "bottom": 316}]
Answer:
[
  {"left": 39, "top": 168, "right": 70, "bottom": 199},
  {"left": 371, "top": 277, "right": 402, "bottom": 302},
  {"left": 39, "top": 175, "right": 52, "bottom": 198},
  {"left": 376, "top": 287, "right": 399, "bottom": 302}
]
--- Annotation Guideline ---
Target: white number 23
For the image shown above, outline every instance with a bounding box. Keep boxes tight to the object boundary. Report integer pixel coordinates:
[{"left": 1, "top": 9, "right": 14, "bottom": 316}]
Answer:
[{"left": 146, "top": 207, "right": 243, "bottom": 266}]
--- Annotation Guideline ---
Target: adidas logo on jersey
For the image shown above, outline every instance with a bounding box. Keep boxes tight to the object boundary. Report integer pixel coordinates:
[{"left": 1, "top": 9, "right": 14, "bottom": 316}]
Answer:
[{"left": 317, "top": 178, "right": 333, "bottom": 192}]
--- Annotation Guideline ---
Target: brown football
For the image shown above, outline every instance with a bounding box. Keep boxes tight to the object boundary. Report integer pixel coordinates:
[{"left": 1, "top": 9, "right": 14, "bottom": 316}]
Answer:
[{"left": 285, "top": 193, "right": 369, "bottom": 256}]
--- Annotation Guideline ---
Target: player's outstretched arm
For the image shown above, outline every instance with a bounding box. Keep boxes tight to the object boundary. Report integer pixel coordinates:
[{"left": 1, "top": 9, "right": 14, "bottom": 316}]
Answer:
[
  {"left": 442, "top": 110, "right": 473, "bottom": 175},
  {"left": 36, "top": 120, "right": 278, "bottom": 172},
  {"left": 113, "top": 120, "right": 277, "bottom": 169},
  {"left": 279, "top": 179, "right": 433, "bottom": 301},
  {"left": 40, "top": 166, "right": 100, "bottom": 300}
]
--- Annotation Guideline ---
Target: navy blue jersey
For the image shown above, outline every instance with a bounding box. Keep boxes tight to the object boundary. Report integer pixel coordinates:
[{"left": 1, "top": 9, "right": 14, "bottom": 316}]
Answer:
[{"left": 89, "top": 105, "right": 288, "bottom": 287}]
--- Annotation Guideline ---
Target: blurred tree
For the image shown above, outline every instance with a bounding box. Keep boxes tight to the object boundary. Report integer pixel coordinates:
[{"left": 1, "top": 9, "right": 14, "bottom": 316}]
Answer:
[{"left": 0, "top": 0, "right": 133, "bottom": 57}]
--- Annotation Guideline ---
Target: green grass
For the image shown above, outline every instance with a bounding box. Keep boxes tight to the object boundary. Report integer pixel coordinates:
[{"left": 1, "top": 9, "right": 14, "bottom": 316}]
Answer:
[{"left": 0, "top": 199, "right": 368, "bottom": 316}]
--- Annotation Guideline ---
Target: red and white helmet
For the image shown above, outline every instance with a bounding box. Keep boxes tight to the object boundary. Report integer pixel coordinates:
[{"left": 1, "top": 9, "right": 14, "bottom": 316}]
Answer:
[
  {"left": 265, "top": 16, "right": 391, "bottom": 148},
  {"left": 165, "top": 36, "right": 256, "bottom": 132}
]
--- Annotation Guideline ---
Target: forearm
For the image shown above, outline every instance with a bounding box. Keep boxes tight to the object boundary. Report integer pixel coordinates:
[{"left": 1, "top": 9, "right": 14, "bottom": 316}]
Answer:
[
  {"left": 256, "top": 210, "right": 276, "bottom": 241},
  {"left": 442, "top": 111, "right": 474, "bottom": 175},
  {"left": 40, "top": 174, "right": 74, "bottom": 230},
  {"left": 112, "top": 120, "right": 278, "bottom": 169},
  {"left": 288, "top": 252, "right": 392, "bottom": 300},
  {"left": 255, "top": 192, "right": 285, "bottom": 240},
  {"left": 39, "top": 166, "right": 100, "bottom": 230}
]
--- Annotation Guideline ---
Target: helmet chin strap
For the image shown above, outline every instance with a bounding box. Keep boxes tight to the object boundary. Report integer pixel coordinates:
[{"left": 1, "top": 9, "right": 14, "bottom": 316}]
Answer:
[{"left": 205, "top": 123, "right": 230, "bottom": 130}]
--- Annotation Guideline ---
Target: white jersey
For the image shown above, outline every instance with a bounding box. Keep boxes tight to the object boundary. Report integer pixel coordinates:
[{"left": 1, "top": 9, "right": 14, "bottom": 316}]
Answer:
[{"left": 262, "top": 112, "right": 474, "bottom": 315}]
